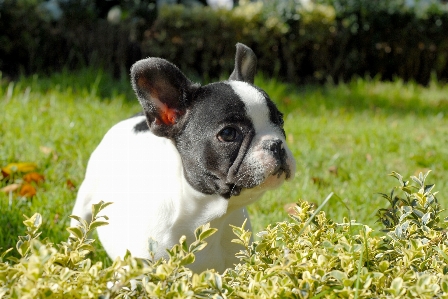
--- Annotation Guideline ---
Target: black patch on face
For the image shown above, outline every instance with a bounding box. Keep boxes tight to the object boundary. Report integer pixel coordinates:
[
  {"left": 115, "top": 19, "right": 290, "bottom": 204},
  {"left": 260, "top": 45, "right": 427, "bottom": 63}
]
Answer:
[
  {"left": 130, "top": 81, "right": 287, "bottom": 198},
  {"left": 174, "top": 83, "right": 255, "bottom": 199}
]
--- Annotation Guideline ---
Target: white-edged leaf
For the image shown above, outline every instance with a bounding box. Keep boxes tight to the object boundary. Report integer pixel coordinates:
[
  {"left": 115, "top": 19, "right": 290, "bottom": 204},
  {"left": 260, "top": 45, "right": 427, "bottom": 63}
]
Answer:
[
  {"left": 199, "top": 228, "right": 217, "bottom": 241},
  {"left": 88, "top": 220, "right": 109, "bottom": 231},
  {"left": 66, "top": 227, "right": 84, "bottom": 239}
]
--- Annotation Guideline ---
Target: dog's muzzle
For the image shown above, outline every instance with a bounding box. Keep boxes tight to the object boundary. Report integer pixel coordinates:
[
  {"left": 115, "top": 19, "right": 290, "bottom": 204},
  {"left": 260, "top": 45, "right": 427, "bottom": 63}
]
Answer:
[{"left": 262, "top": 139, "right": 291, "bottom": 179}]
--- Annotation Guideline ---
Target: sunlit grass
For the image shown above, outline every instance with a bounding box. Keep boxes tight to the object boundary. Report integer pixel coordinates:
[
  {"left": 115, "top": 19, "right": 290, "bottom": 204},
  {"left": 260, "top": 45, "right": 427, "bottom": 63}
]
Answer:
[
  {"left": 1, "top": 69, "right": 448, "bottom": 261},
  {"left": 252, "top": 75, "right": 448, "bottom": 234}
]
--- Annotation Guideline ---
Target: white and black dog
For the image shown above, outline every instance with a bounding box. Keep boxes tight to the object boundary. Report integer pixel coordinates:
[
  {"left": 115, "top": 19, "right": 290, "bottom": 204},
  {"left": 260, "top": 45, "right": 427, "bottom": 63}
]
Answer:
[{"left": 71, "top": 43, "right": 295, "bottom": 272}]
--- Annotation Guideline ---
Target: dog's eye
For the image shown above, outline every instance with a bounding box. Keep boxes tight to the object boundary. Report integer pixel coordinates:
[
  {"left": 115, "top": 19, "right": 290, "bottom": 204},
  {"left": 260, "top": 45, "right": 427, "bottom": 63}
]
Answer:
[
  {"left": 217, "top": 127, "right": 239, "bottom": 142},
  {"left": 278, "top": 112, "right": 284, "bottom": 127}
]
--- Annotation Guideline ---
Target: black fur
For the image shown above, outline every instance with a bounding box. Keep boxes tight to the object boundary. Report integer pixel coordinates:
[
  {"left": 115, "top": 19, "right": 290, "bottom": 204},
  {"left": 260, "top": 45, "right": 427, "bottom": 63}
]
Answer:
[{"left": 129, "top": 43, "right": 290, "bottom": 198}]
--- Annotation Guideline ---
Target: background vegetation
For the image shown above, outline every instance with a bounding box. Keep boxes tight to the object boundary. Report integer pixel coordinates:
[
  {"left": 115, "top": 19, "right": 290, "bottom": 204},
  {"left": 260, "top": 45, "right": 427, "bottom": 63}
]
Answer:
[{"left": 2, "top": 0, "right": 448, "bottom": 84}]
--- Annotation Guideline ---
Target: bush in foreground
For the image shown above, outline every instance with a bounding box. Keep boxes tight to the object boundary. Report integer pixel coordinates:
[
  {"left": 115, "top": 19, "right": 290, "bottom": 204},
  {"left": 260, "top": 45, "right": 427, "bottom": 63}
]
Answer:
[{"left": 1, "top": 171, "right": 448, "bottom": 298}]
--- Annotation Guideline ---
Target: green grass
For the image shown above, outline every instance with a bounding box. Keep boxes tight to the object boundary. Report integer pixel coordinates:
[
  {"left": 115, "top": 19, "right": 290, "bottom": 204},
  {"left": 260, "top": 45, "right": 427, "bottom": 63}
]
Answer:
[{"left": 1, "top": 69, "right": 448, "bottom": 262}]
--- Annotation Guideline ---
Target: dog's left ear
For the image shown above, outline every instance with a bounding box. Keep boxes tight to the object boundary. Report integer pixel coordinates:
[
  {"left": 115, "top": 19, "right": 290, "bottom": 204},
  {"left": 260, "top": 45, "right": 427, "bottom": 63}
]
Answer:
[
  {"left": 131, "top": 58, "right": 199, "bottom": 138},
  {"left": 229, "top": 43, "right": 258, "bottom": 84}
]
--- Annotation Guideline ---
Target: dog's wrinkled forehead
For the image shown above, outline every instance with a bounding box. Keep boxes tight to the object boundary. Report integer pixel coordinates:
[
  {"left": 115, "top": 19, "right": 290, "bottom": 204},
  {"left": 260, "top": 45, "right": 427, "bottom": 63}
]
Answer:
[
  {"left": 195, "top": 81, "right": 284, "bottom": 133},
  {"left": 227, "top": 81, "right": 271, "bottom": 132}
]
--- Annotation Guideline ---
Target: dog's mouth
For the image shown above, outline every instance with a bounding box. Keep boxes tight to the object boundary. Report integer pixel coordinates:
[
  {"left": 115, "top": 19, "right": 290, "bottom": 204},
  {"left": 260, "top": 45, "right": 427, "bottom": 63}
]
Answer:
[
  {"left": 222, "top": 160, "right": 291, "bottom": 199},
  {"left": 272, "top": 163, "right": 291, "bottom": 180},
  {"left": 226, "top": 184, "right": 243, "bottom": 198}
]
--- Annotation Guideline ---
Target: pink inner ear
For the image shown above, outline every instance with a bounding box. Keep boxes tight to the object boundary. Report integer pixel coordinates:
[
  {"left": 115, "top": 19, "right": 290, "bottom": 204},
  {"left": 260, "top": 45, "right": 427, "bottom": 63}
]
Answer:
[
  {"left": 158, "top": 106, "right": 181, "bottom": 125},
  {"left": 136, "top": 77, "right": 183, "bottom": 126}
]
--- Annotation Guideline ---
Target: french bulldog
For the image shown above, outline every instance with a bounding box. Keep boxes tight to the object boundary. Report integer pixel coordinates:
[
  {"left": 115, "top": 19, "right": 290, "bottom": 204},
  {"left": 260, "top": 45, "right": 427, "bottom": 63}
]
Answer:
[{"left": 71, "top": 43, "right": 295, "bottom": 272}]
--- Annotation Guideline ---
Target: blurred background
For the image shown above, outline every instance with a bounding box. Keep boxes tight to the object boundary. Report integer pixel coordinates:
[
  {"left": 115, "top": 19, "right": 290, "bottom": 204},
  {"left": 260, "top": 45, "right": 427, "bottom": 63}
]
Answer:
[{"left": 2, "top": 0, "right": 448, "bottom": 85}]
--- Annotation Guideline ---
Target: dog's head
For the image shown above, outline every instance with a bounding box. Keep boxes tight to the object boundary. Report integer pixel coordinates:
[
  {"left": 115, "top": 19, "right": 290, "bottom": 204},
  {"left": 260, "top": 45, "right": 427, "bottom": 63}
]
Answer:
[{"left": 131, "top": 43, "right": 295, "bottom": 203}]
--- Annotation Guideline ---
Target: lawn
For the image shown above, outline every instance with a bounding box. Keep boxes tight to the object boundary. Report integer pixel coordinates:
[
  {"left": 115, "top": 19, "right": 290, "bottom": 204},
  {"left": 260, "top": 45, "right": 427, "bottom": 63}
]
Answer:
[{"left": 1, "top": 69, "right": 448, "bottom": 262}]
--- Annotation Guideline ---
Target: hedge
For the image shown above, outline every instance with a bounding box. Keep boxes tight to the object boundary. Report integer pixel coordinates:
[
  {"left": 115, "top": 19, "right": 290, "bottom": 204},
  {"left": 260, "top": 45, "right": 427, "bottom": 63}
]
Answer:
[
  {"left": 2, "top": 171, "right": 448, "bottom": 298},
  {"left": 1, "top": 0, "right": 448, "bottom": 84}
]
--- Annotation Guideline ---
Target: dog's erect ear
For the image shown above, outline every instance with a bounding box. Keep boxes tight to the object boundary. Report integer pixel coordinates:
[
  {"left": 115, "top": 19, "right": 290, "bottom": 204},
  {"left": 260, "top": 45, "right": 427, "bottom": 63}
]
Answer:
[
  {"left": 229, "top": 43, "right": 257, "bottom": 84},
  {"left": 131, "top": 58, "right": 199, "bottom": 138}
]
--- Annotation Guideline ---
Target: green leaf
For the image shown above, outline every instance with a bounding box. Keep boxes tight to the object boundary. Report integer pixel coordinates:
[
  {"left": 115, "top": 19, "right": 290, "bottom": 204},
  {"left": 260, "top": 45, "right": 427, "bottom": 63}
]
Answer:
[
  {"left": 325, "top": 270, "right": 347, "bottom": 282},
  {"left": 199, "top": 228, "right": 217, "bottom": 241},
  {"left": 16, "top": 240, "right": 30, "bottom": 257},
  {"left": 413, "top": 209, "right": 424, "bottom": 218},
  {"left": 0, "top": 247, "right": 13, "bottom": 261},
  {"left": 179, "top": 253, "right": 195, "bottom": 266},
  {"left": 390, "top": 277, "right": 403, "bottom": 295},
  {"left": 189, "top": 241, "right": 207, "bottom": 253},
  {"left": 390, "top": 171, "right": 404, "bottom": 185},
  {"left": 77, "top": 244, "right": 95, "bottom": 252},
  {"left": 88, "top": 220, "right": 109, "bottom": 231},
  {"left": 379, "top": 260, "right": 389, "bottom": 272},
  {"left": 69, "top": 215, "right": 88, "bottom": 228},
  {"left": 23, "top": 213, "right": 42, "bottom": 230},
  {"left": 424, "top": 184, "right": 435, "bottom": 195},
  {"left": 91, "top": 201, "right": 113, "bottom": 219},
  {"left": 66, "top": 227, "right": 84, "bottom": 240},
  {"left": 214, "top": 273, "right": 223, "bottom": 291},
  {"left": 180, "top": 235, "right": 188, "bottom": 253},
  {"left": 441, "top": 278, "right": 448, "bottom": 293},
  {"left": 421, "top": 212, "right": 431, "bottom": 225},
  {"left": 433, "top": 246, "right": 448, "bottom": 262},
  {"left": 231, "top": 239, "right": 245, "bottom": 246},
  {"left": 230, "top": 219, "right": 248, "bottom": 238},
  {"left": 194, "top": 225, "right": 204, "bottom": 240}
]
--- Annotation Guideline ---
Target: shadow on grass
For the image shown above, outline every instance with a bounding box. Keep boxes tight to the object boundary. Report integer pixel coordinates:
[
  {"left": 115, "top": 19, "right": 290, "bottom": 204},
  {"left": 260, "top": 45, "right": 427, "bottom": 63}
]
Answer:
[
  {"left": 3, "top": 69, "right": 448, "bottom": 117},
  {"left": 257, "top": 75, "right": 448, "bottom": 117}
]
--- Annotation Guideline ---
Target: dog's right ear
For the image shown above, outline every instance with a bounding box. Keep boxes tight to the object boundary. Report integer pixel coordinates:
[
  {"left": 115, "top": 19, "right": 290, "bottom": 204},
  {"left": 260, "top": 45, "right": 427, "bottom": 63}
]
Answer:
[
  {"left": 131, "top": 58, "right": 199, "bottom": 138},
  {"left": 229, "top": 43, "right": 257, "bottom": 84}
]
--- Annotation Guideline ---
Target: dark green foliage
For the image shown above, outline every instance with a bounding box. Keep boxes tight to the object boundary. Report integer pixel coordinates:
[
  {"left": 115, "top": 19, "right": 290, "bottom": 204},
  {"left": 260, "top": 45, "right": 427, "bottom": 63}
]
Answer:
[
  {"left": 2, "top": 0, "right": 448, "bottom": 84},
  {"left": 0, "top": 0, "right": 156, "bottom": 77},
  {"left": 144, "top": 1, "right": 448, "bottom": 84}
]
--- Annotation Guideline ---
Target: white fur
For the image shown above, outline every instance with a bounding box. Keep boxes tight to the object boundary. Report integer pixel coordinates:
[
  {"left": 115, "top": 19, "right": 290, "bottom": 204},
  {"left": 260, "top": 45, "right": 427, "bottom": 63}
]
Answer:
[
  {"left": 228, "top": 81, "right": 273, "bottom": 134},
  {"left": 72, "top": 116, "right": 254, "bottom": 272},
  {"left": 228, "top": 81, "right": 296, "bottom": 184}
]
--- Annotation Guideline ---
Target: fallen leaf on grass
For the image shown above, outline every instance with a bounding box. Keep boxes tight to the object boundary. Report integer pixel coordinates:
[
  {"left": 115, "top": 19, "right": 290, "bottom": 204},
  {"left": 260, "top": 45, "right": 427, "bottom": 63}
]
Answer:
[
  {"left": 1, "top": 162, "right": 37, "bottom": 175},
  {"left": 39, "top": 146, "right": 53, "bottom": 155},
  {"left": 328, "top": 165, "right": 338, "bottom": 175},
  {"left": 19, "top": 184, "right": 36, "bottom": 198},
  {"left": 312, "top": 177, "right": 329, "bottom": 187},
  {"left": 40, "top": 146, "right": 58, "bottom": 160},
  {"left": 1, "top": 162, "right": 43, "bottom": 198},
  {"left": 66, "top": 179, "right": 76, "bottom": 191},
  {"left": 1, "top": 183, "right": 21, "bottom": 193},
  {"left": 23, "top": 172, "right": 45, "bottom": 184}
]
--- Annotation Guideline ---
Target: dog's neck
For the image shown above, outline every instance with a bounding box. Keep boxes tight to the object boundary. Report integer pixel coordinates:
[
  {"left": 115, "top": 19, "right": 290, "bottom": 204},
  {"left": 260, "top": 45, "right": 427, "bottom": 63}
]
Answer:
[
  {"left": 175, "top": 179, "right": 228, "bottom": 229},
  {"left": 167, "top": 162, "right": 265, "bottom": 236}
]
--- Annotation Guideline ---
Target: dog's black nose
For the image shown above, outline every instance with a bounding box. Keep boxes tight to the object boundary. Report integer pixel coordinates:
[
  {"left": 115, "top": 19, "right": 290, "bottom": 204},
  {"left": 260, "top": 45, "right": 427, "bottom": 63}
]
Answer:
[
  {"left": 264, "top": 139, "right": 285, "bottom": 160},
  {"left": 263, "top": 139, "right": 291, "bottom": 179}
]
